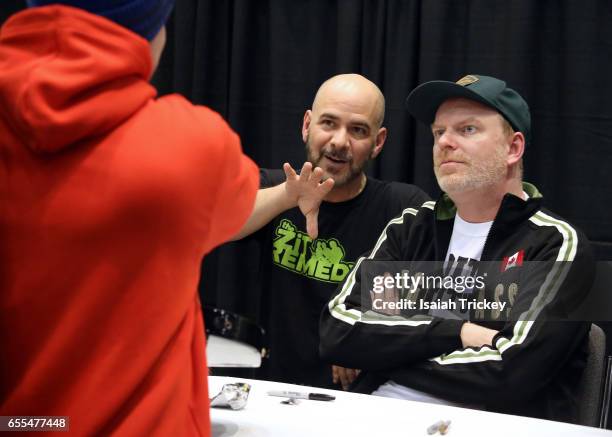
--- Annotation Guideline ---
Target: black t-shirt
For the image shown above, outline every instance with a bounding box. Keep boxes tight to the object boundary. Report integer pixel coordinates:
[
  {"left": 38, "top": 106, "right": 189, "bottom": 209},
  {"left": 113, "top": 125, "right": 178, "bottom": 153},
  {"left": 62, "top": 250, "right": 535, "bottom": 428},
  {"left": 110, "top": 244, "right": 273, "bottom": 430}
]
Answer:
[{"left": 254, "top": 169, "right": 429, "bottom": 388}]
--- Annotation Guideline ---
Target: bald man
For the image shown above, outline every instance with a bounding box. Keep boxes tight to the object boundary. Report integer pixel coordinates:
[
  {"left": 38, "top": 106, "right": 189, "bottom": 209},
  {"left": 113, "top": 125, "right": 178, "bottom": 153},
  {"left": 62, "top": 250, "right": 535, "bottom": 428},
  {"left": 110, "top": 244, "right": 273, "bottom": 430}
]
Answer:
[
  {"left": 228, "top": 74, "right": 429, "bottom": 389},
  {"left": 235, "top": 73, "right": 391, "bottom": 239}
]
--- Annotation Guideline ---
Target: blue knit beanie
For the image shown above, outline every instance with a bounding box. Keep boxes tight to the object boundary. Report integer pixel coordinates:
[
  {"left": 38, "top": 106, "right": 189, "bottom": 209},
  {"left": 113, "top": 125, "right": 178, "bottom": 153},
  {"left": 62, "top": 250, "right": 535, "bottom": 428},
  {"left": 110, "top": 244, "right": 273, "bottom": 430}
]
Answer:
[{"left": 26, "top": 0, "right": 175, "bottom": 41}]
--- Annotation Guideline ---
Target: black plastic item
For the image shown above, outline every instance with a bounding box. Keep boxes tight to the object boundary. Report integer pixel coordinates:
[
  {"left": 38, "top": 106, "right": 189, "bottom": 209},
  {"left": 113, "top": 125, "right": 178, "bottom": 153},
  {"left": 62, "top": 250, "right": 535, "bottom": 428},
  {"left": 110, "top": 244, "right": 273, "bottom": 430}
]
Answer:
[{"left": 203, "top": 306, "right": 266, "bottom": 353}]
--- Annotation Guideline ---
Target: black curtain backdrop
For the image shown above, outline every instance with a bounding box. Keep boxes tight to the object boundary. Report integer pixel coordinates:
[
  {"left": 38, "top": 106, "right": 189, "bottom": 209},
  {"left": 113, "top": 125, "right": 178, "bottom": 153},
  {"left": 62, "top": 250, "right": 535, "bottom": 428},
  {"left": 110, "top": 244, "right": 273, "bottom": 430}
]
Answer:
[
  {"left": 150, "top": 1, "right": 612, "bottom": 328},
  {"left": 3, "top": 0, "right": 612, "bottom": 401},
  {"left": 152, "top": 0, "right": 612, "bottom": 259}
]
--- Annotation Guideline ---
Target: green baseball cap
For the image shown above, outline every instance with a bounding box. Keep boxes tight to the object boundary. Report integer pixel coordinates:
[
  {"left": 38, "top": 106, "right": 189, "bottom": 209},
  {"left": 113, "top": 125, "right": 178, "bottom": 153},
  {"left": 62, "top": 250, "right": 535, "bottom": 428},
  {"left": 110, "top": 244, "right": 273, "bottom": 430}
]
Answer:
[{"left": 405, "top": 74, "right": 531, "bottom": 141}]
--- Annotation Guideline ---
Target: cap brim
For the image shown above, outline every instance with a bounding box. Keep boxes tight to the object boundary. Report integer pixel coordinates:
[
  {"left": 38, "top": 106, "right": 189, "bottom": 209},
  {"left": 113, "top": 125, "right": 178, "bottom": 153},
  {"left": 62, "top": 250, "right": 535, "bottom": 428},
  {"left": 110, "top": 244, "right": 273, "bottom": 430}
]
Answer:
[{"left": 405, "top": 81, "right": 495, "bottom": 126}]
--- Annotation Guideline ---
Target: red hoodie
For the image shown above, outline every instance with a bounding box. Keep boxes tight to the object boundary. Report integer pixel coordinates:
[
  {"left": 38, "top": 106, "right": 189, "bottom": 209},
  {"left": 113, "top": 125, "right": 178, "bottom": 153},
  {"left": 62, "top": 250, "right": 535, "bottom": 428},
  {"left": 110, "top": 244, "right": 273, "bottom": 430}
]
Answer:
[{"left": 0, "top": 5, "right": 258, "bottom": 436}]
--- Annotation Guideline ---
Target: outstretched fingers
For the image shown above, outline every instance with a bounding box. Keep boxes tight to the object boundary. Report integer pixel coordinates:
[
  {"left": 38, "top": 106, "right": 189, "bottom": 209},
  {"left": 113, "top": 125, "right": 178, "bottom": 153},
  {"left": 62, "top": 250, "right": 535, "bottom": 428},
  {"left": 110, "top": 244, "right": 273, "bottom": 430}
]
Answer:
[
  {"left": 299, "top": 161, "right": 313, "bottom": 181},
  {"left": 283, "top": 162, "right": 298, "bottom": 181}
]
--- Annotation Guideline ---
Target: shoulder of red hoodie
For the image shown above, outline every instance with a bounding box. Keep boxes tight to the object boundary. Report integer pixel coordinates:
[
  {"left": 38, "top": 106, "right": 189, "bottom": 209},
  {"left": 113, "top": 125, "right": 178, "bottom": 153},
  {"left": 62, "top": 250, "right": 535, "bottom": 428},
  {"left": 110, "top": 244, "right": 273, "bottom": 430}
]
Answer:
[{"left": 121, "top": 92, "right": 261, "bottom": 252}]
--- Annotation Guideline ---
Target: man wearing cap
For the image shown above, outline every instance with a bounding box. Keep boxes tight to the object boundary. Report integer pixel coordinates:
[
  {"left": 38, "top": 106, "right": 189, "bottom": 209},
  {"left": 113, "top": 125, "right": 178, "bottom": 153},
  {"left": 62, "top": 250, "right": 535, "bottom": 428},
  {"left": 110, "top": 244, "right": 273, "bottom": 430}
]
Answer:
[
  {"left": 0, "top": 1, "right": 260, "bottom": 436},
  {"left": 320, "top": 74, "right": 594, "bottom": 422}
]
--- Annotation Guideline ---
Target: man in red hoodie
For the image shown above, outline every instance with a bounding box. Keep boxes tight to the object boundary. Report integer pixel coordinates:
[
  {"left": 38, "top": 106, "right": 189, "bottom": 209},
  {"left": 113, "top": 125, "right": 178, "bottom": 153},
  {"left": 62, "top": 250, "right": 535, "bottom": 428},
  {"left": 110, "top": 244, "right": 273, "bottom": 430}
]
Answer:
[{"left": 0, "top": 1, "right": 263, "bottom": 435}]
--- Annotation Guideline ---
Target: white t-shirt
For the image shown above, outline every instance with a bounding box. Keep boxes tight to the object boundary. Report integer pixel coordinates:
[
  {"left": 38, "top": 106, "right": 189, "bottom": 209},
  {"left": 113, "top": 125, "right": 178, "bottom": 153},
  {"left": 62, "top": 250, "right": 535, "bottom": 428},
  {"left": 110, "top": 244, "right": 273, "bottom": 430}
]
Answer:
[
  {"left": 372, "top": 380, "right": 466, "bottom": 406},
  {"left": 445, "top": 214, "right": 493, "bottom": 264}
]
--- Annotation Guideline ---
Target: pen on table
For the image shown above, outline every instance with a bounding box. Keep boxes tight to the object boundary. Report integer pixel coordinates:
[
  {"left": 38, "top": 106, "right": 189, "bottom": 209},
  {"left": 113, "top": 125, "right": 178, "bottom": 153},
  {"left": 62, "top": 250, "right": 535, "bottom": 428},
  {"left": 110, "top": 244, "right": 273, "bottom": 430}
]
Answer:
[{"left": 267, "top": 390, "right": 336, "bottom": 401}]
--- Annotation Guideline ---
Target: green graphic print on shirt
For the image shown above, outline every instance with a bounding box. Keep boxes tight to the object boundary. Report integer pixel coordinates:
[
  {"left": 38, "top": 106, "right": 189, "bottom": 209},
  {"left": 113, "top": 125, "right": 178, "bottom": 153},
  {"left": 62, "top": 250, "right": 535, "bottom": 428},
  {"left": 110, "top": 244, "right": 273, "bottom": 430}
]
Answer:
[{"left": 272, "top": 219, "right": 354, "bottom": 283}]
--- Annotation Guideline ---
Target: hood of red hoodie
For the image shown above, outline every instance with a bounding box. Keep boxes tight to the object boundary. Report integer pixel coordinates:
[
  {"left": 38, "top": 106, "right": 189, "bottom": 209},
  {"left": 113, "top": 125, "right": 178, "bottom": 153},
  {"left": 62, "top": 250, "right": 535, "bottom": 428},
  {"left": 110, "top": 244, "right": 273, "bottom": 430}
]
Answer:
[{"left": 0, "top": 5, "right": 157, "bottom": 153}]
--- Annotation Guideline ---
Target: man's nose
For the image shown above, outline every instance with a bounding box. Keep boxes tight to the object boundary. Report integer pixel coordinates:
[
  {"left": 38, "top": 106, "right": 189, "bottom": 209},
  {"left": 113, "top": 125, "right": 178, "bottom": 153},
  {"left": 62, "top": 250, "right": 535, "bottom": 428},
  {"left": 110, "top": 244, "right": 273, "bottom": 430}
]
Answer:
[
  {"left": 330, "top": 127, "right": 350, "bottom": 149},
  {"left": 436, "top": 131, "right": 457, "bottom": 150}
]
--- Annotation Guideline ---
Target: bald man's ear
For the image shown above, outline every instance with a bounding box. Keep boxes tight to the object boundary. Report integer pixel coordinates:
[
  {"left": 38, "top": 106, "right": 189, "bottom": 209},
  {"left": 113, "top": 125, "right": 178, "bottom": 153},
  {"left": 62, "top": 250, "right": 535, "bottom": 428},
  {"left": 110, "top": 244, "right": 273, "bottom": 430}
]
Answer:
[
  {"left": 370, "top": 127, "right": 387, "bottom": 159},
  {"left": 302, "top": 110, "right": 312, "bottom": 143}
]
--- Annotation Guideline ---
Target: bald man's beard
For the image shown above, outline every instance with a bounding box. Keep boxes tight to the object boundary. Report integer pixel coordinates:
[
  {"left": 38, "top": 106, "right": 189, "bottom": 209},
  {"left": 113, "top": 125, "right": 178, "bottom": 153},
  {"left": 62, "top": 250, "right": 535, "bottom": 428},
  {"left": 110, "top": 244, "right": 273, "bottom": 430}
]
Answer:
[{"left": 305, "top": 135, "right": 374, "bottom": 187}]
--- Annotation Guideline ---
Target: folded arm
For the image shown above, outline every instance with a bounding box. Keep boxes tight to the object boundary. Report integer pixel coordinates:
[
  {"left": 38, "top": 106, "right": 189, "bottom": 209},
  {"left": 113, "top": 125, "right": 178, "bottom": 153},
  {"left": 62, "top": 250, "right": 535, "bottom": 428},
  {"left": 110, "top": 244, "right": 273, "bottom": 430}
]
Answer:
[
  {"left": 386, "top": 229, "right": 595, "bottom": 406},
  {"left": 319, "top": 207, "right": 466, "bottom": 370}
]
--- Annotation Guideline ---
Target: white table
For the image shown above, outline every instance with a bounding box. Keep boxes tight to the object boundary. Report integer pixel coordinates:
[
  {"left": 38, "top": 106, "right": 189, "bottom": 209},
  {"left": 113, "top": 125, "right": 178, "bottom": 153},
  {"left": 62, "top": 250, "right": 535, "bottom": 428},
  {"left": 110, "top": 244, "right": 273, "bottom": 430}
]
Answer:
[{"left": 209, "top": 376, "right": 612, "bottom": 437}]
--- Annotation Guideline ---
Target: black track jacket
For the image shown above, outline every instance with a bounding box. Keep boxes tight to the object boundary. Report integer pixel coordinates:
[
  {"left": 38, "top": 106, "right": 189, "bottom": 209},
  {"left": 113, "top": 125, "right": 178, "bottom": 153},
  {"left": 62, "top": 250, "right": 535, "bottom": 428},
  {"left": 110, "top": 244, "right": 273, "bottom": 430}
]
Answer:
[{"left": 320, "top": 183, "right": 595, "bottom": 422}]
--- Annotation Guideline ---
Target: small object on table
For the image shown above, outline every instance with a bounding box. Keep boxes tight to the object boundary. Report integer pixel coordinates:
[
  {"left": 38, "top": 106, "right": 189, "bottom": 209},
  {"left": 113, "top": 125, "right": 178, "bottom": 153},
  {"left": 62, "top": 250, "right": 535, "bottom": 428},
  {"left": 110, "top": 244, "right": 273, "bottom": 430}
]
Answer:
[
  {"left": 210, "top": 383, "right": 251, "bottom": 410},
  {"left": 280, "top": 398, "right": 301, "bottom": 406},
  {"left": 439, "top": 420, "right": 451, "bottom": 435},
  {"left": 427, "top": 419, "right": 451, "bottom": 435}
]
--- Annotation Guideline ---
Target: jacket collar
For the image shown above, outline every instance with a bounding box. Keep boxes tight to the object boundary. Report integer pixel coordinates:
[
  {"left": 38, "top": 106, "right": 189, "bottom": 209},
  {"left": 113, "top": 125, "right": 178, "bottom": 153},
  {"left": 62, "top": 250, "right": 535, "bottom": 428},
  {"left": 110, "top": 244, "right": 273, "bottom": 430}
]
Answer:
[{"left": 434, "top": 181, "right": 542, "bottom": 225}]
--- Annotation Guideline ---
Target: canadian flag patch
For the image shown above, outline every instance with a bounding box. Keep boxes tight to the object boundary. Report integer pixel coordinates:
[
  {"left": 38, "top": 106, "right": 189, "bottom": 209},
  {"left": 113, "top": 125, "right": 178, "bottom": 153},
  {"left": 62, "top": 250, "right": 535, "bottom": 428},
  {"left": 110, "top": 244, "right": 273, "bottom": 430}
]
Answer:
[{"left": 501, "top": 250, "right": 524, "bottom": 272}]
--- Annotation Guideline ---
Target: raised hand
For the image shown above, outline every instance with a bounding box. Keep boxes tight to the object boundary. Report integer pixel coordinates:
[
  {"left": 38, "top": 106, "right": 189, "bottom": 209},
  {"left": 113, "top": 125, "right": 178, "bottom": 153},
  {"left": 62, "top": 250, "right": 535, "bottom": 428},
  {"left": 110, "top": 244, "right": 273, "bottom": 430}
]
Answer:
[{"left": 283, "top": 162, "right": 334, "bottom": 240}]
